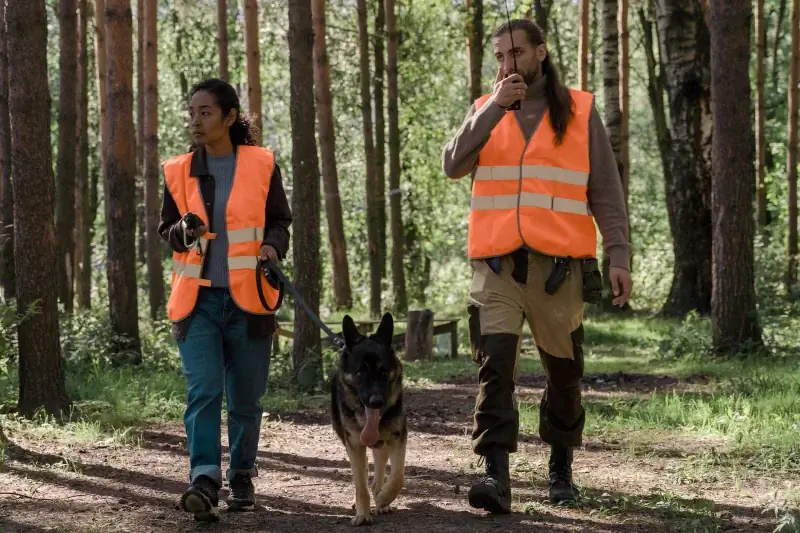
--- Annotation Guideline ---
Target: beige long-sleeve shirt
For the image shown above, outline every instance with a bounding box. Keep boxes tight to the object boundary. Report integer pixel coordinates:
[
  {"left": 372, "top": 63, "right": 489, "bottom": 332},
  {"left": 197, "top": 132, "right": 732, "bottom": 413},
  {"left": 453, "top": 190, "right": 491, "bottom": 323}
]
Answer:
[{"left": 442, "top": 75, "right": 632, "bottom": 271}]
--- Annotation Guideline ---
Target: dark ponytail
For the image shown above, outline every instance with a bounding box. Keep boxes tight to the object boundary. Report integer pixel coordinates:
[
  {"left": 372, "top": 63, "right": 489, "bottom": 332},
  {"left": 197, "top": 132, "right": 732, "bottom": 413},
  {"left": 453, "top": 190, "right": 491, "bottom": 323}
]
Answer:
[
  {"left": 188, "top": 78, "right": 260, "bottom": 150},
  {"left": 493, "top": 19, "right": 574, "bottom": 145}
]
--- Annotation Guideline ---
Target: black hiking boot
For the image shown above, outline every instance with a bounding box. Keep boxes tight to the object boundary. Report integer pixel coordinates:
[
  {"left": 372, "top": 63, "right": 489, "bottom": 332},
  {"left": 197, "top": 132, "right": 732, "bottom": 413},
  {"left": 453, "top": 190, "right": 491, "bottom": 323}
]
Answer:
[
  {"left": 180, "top": 475, "right": 220, "bottom": 522},
  {"left": 548, "top": 445, "right": 579, "bottom": 503},
  {"left": 226, "top": 472, "right": 256, "bottom": 511},
  {"left": 468, "top": 445, "right": 511, "bottom": 514}
]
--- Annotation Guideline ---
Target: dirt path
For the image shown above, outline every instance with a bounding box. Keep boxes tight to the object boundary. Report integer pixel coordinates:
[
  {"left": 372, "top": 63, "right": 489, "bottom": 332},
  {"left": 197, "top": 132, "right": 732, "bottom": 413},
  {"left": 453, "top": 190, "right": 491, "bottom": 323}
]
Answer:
[{"left": 0, "top": 376, "right": 781, "bottom": 533}]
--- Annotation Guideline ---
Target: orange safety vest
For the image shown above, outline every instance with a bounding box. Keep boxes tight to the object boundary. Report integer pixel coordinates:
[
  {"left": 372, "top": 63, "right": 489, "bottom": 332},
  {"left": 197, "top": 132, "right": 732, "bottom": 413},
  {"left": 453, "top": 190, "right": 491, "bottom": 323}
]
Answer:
[
  {"left": 468, "top": 89, "right": 597, "bottom": 260},
  {"left": 162, "top": 145, "right": 282, "bottom": 322}
]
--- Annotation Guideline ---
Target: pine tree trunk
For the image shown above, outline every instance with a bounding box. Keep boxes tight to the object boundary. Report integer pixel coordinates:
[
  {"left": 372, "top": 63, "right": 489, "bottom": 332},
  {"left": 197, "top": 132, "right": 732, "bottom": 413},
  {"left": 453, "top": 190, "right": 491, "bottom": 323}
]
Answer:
[
  {"left": 218, "top": 0, "right": 228, "bottom": 81},
  {"left": 654, "top": 0, "right": 713, "bottom": 317},
  {"left": 288, "top": 0, "right": 322, "bottom": 391},
  {"left": 589, "top": 0, "right": 600, "bottom": 92},
  {"left": 75, "top": 0, "right": 91, "bottom": 310},
  {"left": 144, "top": 0, "right": 163, "bottom": 320},
  {"left": 105, "top": 0, "right": 141, "bottom": 362},
  {"left": 618, "top": 0, "right": 629, "bottom": 205},
  {"left": 787, "top": 0, "right": 799, "bottom": 288},
  {"left": 578, "top": 0, "right": 590, "bottom": 90},
  {"left": 7, "top": 0, "right": 71, "bottom": 417},
  {"left": 709, "top": 0, "right": 762, "bottom": 352},
  {"left": 135, "top": 0, "right": 145, "bottom": 266},
  {"left": 773, "top": 0, "right": 787, "bottom": 93},
  {"left": 244, "top": 0, "right": 262, "bottom": 144},
  {"left": 385, "top": 0, "right": 406, "bottom": 314},
  {"left": 357, "top": 0, "right": 381, "bottom": 318},
  {"left": 639, "top": 7, "right": 672, "bottom": 208},
  {"left": 0, "top": 0, "right": 14, "bottom": 301},
  {"left": 95, "top": 0, "right": 109, "bottom": 232},
  {"left": 755, "top": 0, "right": 768, "bottom": 230},
  {"left": 602, "top": 0, "right": 621, "bottom": 156},
  {"left": 374, "top": 0, "right": 387, "bottom": 280},
  {"left": 601, "top": 0, "right": 620, "bottom": 306},
  {"left": 311, "top": 0, "right": 352, "bottom": 310},
  {"left": 533, "top": 0, "right": 552, "bottom": 35},
  {"left": 56, "top": 0, "right": 78, "bottom": 314},
  {"left": 466, "top": 0, "right": 483, "bottom": 102}
]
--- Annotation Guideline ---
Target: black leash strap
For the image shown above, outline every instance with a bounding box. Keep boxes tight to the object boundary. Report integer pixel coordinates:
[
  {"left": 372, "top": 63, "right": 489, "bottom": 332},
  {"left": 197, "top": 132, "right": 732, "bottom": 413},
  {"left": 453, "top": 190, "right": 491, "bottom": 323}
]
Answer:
[{"left": 256, "top": 259, "right": 346, "bottom": 351}]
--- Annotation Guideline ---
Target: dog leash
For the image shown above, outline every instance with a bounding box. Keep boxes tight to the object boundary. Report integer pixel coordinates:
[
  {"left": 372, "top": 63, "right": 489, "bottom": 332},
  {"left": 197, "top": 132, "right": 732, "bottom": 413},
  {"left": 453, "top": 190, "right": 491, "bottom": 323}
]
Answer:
[{"left": 256, "top": 259, "right": 347, "bottom": 351}]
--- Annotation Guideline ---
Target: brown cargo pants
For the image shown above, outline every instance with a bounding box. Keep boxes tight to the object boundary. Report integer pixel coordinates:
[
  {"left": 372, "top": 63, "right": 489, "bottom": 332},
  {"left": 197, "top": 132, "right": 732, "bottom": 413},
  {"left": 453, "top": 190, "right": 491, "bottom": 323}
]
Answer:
[{"left": 467, "top": 251, "right": 585, "bottom": 454}]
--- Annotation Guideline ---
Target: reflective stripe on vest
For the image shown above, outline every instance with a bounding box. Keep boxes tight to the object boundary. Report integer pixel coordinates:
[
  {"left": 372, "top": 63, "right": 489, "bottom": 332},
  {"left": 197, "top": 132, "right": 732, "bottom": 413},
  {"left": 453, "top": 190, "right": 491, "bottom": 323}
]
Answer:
[
  {"left": 467, "top": 89, "right": 597, "bottom": 260},
  {"left": 162, "top": 146, "right": 282, "bottom": 322}
]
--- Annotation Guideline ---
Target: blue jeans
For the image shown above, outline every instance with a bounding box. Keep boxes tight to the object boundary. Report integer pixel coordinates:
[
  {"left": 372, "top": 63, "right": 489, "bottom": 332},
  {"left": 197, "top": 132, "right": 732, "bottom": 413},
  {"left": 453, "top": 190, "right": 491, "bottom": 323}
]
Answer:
[{"left": 176, "top": 287, "right": 272, "bottom": 488}]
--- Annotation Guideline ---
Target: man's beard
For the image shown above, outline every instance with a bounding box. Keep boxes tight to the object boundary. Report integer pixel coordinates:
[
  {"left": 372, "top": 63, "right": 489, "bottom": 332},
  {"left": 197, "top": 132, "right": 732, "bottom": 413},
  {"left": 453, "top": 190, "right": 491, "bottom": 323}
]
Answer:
[{"left": 521, "top": 62, "right": 540, "bottom": 85}]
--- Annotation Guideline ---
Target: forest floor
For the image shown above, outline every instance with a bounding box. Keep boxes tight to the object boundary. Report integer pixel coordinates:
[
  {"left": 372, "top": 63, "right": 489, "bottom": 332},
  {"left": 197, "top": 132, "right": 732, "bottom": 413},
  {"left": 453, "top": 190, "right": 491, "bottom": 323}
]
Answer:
[{"left": 0, "top": 315, "right": 798, "bottom": 533}]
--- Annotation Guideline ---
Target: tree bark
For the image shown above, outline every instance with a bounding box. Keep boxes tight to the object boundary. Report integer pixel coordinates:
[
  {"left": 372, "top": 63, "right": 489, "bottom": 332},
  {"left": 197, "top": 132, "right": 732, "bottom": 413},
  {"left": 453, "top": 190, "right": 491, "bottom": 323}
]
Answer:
[
  {"left": 533, "top": 0, "right": 553, "bottom": 35},
  {"left": 709, "top": 0, "right": 762, "bottom": 352},
  {"left": 639, "top": 7, "right": 671, "bottom": 206},
  {"left": 75, "top": 0, "right": 91, "bottom": 310},
  {"left": 105, "top": 0, "right": 141, "bottom": 361},
  {"left": 244, "top": 0, "right": 262, "bottom": 145},
  {"left": 466, "top": 0, "right": 484, "bottom": 102},
  {"left": 357, "top": 0, "right": 381, "bottom": 318},
  {"left": 578, "top": 0, "right": 590, "bottom": 90},
  {"left": 0, "top": 0, "right": 14, "bottom": 301},
  {"left": 404, "top": 309, "right": 434, "bottom": 361},
  {"left": 618, "top": 0, "right": 629, "bottom": 206},
  {"left": 589, "top": 0, "right": 600, "bottom": 92},
  {"left": 7, "top": 0, "right": 71, "bottom": 417},
  {"left": 654, "top": 0, "right": 713, "bottom": 317},
  {"left": 144, "top": 0, "right": 163, "bottom": 320},
  {"left": 56, "top": 0, "right": 78, "bottom": 313},
  {"left": 386, "top": 0, "right": 407, "bottom": 314},
  {"left": 773, "top": 0, "right": 788, "bottom": 92},
  {"left": 602, "top": 0, "right": 621, "bottom": 158},
  {"left": 755, "top": 0, "right": 768, "bottom": 230},
  {"left": 311, "top": 0, "right": 352, "bottom": 310},
  {"left": 288, "top": 0, "right": 322, "bottom": 391},
  {"left": 787, "top": 0, "right": 799, "bottom": 288},
  {"left": 601, "top": 0, "right": 621, "bottom": 306},
  {"left": 218, "top": 0, "right": 228, "bottom": 81},
  {"left": 95, "top": 0, "right": 109, "bottom": 231},
  {"left": 135, "top": 0, "right": 145, "bottom": 266},
  {"left": 374, "top": 0, "right": 387, "bottom": 280}
]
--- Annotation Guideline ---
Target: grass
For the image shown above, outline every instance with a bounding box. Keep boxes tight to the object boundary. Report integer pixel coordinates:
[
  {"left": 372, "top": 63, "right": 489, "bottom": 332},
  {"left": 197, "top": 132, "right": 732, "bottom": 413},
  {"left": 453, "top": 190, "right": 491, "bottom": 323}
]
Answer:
[{"left": 1, "top": 307, "right": 800, "bottom": 531}]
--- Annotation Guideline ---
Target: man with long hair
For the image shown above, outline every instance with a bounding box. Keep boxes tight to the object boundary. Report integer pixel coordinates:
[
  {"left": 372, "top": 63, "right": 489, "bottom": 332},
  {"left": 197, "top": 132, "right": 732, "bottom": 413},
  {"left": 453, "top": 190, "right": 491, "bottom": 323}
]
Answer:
[{"left": 442, "top": 19, "right": 632, "bottom": 513}]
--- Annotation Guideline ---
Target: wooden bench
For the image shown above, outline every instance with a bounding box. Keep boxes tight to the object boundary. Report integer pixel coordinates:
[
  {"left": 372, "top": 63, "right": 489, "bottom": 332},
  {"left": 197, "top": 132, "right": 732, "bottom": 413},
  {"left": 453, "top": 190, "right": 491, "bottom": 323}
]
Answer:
[{"left": 274, "top": 315, "right": 461, "bottom": 359}]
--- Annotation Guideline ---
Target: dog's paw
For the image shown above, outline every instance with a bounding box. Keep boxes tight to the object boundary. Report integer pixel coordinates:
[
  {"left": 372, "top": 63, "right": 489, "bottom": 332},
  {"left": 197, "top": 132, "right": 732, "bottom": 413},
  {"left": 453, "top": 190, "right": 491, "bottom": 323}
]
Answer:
[
  {"left": 351, "top": 513, "right": 372, "bottom": 526},
  {"left": 376, "top": 505, "right": 393, "bottom": 515}
]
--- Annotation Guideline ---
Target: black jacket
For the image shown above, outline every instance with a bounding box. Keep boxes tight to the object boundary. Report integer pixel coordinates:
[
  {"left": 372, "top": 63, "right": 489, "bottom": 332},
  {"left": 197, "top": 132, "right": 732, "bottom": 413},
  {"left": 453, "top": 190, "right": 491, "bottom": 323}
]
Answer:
[{"left": 157, "top": 145, "right": 292, "bottom": 340}]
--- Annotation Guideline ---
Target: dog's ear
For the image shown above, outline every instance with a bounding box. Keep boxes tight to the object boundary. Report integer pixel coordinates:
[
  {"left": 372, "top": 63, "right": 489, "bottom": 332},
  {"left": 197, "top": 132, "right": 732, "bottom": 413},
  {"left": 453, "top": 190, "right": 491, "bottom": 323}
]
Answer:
[
  {"left": 342, "top": 314, "right": 361, "bottom": 348},
  {"left": 375, "top": 312, "right": 394, "bottom": 347}
]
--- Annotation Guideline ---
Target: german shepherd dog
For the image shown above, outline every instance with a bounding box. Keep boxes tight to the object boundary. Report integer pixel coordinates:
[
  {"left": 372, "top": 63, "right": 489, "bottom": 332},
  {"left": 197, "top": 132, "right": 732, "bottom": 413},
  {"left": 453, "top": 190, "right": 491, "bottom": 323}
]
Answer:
[{"left": 331, "top": 312, "right": 407, "bottom": 526}]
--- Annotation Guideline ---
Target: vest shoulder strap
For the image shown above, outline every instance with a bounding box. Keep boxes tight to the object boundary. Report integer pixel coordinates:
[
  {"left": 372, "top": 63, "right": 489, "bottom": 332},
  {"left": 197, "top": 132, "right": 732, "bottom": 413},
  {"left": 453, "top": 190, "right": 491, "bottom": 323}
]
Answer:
[
  {"left": 474, "top": 93, "right": 492, "bottom": 111},
  {"left": 568, "top": 88, "right": 595, "bottom": 114}
]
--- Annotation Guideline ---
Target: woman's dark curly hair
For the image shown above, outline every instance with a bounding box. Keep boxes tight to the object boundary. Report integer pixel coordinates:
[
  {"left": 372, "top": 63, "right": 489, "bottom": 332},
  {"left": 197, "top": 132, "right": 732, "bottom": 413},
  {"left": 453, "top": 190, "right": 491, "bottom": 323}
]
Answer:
[{"left": 188, "top": 78, "right": 260, "bottom": 150}]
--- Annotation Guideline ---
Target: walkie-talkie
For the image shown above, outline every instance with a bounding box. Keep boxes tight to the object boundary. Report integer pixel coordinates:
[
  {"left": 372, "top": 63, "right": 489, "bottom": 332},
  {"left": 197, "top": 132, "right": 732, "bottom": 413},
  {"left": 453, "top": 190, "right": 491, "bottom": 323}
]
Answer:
[{"left": 504, "top": 0, "right": 521, "bottom": 111}]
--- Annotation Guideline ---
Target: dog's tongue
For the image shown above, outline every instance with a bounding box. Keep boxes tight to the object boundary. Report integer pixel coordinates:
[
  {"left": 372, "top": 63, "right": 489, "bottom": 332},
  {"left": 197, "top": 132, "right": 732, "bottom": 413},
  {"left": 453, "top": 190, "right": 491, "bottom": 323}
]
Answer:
[{"left": 360, "top": 407, "right": 381, "bottom": 447}]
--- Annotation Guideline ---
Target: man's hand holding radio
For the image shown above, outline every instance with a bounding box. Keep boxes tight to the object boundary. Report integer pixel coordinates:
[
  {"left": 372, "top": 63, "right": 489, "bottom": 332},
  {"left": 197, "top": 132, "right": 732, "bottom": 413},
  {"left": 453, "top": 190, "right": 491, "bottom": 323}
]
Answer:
[{"left": 491, "top": 67, "right": 527, "bottom": 109}]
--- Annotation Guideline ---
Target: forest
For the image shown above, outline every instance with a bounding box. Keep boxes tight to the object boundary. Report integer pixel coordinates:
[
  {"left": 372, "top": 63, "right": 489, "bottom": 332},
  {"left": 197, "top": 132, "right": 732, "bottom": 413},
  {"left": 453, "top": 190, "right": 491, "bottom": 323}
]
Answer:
[{"left": 0, "top": 0, "right": 799, "bottom": 531}]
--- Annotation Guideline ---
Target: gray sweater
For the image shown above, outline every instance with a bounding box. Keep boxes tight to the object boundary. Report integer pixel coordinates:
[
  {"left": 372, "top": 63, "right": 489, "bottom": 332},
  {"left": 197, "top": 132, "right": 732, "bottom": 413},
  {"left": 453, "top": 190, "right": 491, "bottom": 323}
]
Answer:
[{"left": 204, "top": 151, "right": 236, "bottom": 287}]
